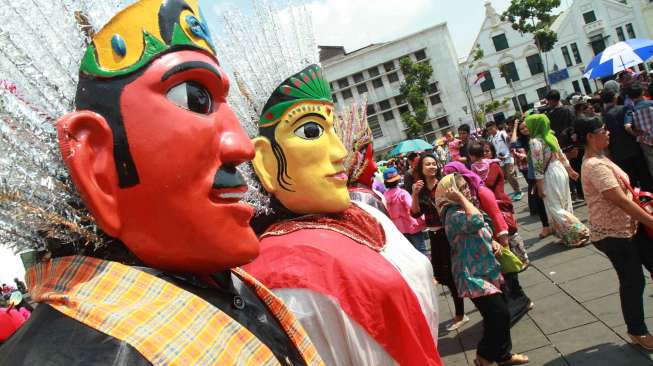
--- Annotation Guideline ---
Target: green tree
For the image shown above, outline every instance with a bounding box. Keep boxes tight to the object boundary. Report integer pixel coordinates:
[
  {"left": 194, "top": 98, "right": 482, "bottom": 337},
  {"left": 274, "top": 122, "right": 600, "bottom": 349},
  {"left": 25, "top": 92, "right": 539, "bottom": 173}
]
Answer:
[
  {"left": 399, "top": 57, "right": 433, "bottom": 139},
  {"left": 502, "top": 0, "right": 560, "bottom": 86}
]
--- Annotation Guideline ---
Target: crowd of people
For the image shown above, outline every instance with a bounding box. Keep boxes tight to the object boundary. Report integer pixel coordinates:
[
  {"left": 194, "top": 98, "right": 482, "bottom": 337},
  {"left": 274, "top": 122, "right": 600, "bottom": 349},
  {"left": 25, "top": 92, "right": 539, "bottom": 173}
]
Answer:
[
  {"left": 372, "top": 67, "right": 653, "bottom": 362},
  {"left": 1, "top": 0, "right": 653, "bottom": 364}
]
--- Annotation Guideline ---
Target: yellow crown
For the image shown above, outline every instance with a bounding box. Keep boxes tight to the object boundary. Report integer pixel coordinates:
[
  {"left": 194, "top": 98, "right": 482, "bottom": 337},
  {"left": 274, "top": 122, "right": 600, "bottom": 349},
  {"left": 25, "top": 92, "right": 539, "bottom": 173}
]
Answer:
[{"left": 80, "top": 0, "right": 216, "bottom": 78}]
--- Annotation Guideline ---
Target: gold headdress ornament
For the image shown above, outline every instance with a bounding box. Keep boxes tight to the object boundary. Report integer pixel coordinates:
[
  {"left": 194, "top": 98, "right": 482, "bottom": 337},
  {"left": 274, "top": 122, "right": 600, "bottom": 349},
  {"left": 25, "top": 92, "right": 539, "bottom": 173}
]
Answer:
[
  {"left": 335, "top": 97, "right": 374, "bottom": 182},
  {"left": 81, "top": 0, "right": 216, "bottom": 78}
]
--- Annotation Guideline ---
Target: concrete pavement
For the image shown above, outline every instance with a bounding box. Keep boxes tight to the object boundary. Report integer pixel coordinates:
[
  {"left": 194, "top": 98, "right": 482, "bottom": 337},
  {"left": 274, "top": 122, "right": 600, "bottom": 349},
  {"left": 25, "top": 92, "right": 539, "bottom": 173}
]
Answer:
[{"left": 437, "top": 195, "right": 653, "bottom": 366}]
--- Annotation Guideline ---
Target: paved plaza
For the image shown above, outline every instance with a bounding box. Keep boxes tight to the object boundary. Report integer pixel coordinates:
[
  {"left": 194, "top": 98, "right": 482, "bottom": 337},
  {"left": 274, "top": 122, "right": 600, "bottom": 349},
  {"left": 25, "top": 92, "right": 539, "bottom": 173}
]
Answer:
[{"left": 438, "top": 190, "right": 653, "bottom": 366}]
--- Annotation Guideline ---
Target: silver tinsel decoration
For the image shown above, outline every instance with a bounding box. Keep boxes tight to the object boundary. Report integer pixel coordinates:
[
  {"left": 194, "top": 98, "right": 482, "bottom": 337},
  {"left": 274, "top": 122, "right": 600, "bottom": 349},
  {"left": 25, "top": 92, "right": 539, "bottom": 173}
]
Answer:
[
  {"left": 0, "top": 0, "right": 123, "bottom": 253},
  {"left": 214, "top": 0, "right": 320, "bottom": 215}
]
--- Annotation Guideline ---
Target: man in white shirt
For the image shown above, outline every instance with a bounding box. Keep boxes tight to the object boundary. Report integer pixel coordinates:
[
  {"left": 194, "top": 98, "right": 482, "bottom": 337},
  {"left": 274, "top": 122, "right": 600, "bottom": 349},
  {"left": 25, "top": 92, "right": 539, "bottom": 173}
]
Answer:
[{"left": 487, "top": 122, "right": 522, "bottom": 200}]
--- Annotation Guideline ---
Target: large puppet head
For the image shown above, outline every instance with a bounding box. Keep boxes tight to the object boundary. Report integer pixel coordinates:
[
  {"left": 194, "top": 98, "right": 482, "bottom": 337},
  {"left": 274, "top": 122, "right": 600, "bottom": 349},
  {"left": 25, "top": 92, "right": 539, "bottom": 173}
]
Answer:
[
  {"left": 56, "top": 0, "right": 259, "bottom": 274},
  {"left": 251, "top": 65, "right": 350, "bottom": 215}
]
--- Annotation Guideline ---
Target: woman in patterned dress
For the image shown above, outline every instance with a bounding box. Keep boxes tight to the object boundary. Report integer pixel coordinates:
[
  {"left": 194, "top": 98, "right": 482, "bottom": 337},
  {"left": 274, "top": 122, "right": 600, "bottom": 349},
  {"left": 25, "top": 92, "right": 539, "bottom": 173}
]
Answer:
[
  {"left": 526, "top": 114, "right": 590, "bottom": 247},
  {"left": 436, "top": 173, "right": 529, "bottom": 366}
]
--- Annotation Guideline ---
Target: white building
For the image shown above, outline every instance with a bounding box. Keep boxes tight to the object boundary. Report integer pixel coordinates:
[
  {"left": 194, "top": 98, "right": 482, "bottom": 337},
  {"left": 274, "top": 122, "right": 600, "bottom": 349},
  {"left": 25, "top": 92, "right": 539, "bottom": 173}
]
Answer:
[
  {"left": 463, "top": 0, "right": 653, "bottom": 118},
  {"left": 462, "top": 2, "right": 551, "bottom": 123},
  {"left": 548, "top": 0, "right": 653, "bottom": 97},
  {"left": 320, "top": 23, "right": 470, "bottom": 158}
]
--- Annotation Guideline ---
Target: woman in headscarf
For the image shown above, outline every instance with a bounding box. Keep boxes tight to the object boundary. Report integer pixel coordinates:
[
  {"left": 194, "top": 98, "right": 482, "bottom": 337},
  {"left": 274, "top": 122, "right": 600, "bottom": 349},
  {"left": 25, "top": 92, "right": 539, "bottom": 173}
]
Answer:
[
  {"left": 411, "top": 154, "right": 469, "bottom": 331},
  {"left": 526, "top": 114, "right": 590, "bottom": 247},
  {"left": 444, "top": 161, "right": 533, "bottom": 326},
  {"left": 468, "top": 143, "right": 529, "bottom": 266},
  {"left": 443, "top": 161, "right": 509, "bottom": 244},
  {"left": 436, "top": 174, "right": 529, "bottom": 366}
]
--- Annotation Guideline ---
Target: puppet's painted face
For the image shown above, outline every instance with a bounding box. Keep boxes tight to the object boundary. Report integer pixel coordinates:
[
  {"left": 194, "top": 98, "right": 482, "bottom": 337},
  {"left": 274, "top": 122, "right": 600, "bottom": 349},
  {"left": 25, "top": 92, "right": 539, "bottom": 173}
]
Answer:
[
  {"left": 116, "top": 51, "right": 259, "bottom": 272},
  {"left": 253, "top": 101, "right": 350, "bottom": 214},
  {"left": 59, "top": 50, "right": 259, "bottom": 274}
]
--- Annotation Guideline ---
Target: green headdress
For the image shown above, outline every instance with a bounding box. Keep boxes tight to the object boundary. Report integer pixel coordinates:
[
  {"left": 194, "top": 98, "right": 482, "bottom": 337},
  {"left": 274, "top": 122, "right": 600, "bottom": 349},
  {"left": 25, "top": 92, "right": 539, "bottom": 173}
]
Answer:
[
  {"left": 258, "top": 64, "right": 333, "bottom": 130},
  {"left": 525, "top": 113, "right": 561, "bottom": 153}
]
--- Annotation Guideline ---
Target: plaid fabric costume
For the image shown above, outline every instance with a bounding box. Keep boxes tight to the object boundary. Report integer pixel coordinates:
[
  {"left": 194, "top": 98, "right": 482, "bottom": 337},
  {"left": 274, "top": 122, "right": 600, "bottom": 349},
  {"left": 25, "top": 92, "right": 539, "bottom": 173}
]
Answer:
[
  {"left": 26, "top": 256, "right": 323, "bottom": 366},
  {"left": 628, "top": 100, "right": 653, "bottom": 146}
]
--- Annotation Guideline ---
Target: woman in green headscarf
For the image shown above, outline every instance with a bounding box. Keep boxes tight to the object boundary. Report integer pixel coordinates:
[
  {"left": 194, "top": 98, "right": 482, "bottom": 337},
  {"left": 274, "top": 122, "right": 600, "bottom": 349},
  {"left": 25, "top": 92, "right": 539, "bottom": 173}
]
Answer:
[{"left": 525, "top": 113, "right": 589, "bottom": 247}]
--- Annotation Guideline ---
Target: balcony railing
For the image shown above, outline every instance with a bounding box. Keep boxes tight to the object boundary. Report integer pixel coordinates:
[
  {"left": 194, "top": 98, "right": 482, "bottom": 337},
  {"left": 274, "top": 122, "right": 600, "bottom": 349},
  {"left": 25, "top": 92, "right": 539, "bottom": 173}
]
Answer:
[{"left": 584, "top": 19, "right": 604, "bottom": 36}]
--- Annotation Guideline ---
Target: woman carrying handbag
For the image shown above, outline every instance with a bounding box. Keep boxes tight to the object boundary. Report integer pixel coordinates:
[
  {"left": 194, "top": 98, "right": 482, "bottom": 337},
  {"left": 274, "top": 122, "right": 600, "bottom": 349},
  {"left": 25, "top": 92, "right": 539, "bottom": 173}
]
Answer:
[{"left": 577, "top": 116, "right": 653, "bottom": 351}]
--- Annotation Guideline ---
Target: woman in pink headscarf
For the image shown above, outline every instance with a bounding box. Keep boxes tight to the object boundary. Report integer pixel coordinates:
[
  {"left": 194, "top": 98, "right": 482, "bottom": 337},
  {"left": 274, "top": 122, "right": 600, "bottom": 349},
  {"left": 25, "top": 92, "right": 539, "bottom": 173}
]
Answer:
[
  {"left": 443, "top": 161, "right": 509, "bottom": 243},
  {"left": 443, "top": 161, "right": 533, "bottom": 325}
]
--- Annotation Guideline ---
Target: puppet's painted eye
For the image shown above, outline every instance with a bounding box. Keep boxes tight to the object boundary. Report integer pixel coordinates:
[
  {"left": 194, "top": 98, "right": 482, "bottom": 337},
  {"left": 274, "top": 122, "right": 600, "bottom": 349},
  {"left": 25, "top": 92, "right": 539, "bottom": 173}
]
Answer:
[
  {"left": 167, "top": 81, "right": 212, "bottom": 115},
  {"left": 294, "top": 121, "right": 324, "bottom": 140}
]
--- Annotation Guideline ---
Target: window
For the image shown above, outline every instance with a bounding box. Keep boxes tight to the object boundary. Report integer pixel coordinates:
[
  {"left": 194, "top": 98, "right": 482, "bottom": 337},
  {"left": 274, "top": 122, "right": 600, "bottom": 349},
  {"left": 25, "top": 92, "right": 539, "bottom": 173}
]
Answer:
[
  {"left": 526, "top": 54, "right": 544, "bottom": 75},
  {"left": 337, "top": 78, "right": 349, "bottom": 89},
  {"left": 383, "top": 111, "right": 394, "bottom": 121},
  {"left": 331, "top": 94, "right": 338, "bottom": 102},
  {"left": 387, "top": 72, "right": 400, "bottom": 83},
  {"left": 398, "top": 105, "right": 409, "bottom": 115},
  {"left": 423, "top": 121, "right": 434, "bottom": 133},
  {"left": 368, "top": 67, "right": 380, "bottom": 77},
  {"left": 616, "top": 27, "right": 625, "bottom": 42},
  {"left": 572, "top": 80, "right": 582, "bottom": 94},
  {"left": 383, "top": 61, "right": 395, "bottom": 72},
  {"left": 379, "top": 99, "right": 391, "bottom": 110},
  {"left": 590, "top": 34, "right": 606, "bottom": 55},
  {"left": 430, "top": 94, "right": 442, "bottom": 105},
  {"left": 415, "top": 49, "right": 427, "bottom": 61},
  {"left": 582, "top": 78, "right": 592, "bottom": 94},
  {"left": 492, "top": 34, "right": 509, "bottom": 52},
  {"left": 512, "top": 97, "right": 520, "bottom": 112},
  {"left": 480, "top": 71, "right": 495, "bottom": 92},
  {"left": 570, "top": 43, "right": 582, "bottom": 64},
  {"left": 501, "top": 62, "right": 520, "bottom": 83},
  {"left": 428, "top": 82, "right": 439, "bottom": 94},
  {"left": 436, "top": 116, "right": 449, "bottom": 128},
  {"left": 518, "top": 94, "right": 529, "bottom": 110},
  {"left": 536, "top": 86, "right": 549, "bottom": 100},
  {"left": 561, "top": 46, "right": 573, "bottom": 67},
  {"left": 583, "top": 11, "right": 596, "bottom": 24},
  {"left": 341, "top": 89, "right": 353, "bottom": 100},
  {"left": 626, "top": 23, "right": 636, "bottom": 39},
  {"left": 372, "top": 78, "right": 384, "bottom": 89},
  {"left": 493, "top": 112, "right": 506, "bottom": 123},
  {"left": 357, "top": 83, "right": 368, "bottom": 94},
  {"left": 366, "top": 104, "right": 376, "bottom": 115},
  {"left": 353, "top": 73, "right": 364, "bottom": 83},
  {"left": 368, "top": 115, "right": 383, "bottom": 138},
  {"left": 395, "top": 95, "right": 406, "bottom": 105}
]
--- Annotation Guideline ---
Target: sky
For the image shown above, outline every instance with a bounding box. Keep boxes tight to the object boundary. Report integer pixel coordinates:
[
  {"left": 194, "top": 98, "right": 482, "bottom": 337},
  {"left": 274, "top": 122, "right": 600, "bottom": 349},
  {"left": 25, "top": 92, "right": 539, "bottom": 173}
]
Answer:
[{"left": 204, "top": 0, "right": 516, "bottom": 59}]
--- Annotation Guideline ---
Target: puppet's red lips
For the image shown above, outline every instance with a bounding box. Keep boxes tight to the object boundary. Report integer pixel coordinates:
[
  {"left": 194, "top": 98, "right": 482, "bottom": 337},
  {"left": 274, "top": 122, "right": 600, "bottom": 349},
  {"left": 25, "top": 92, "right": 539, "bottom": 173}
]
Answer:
[
  {"left": 209, "top": 186, "right": 248, "bottom": 204},
  {"left": 327, "top": 171, "right": 348, "bottom": 181}
]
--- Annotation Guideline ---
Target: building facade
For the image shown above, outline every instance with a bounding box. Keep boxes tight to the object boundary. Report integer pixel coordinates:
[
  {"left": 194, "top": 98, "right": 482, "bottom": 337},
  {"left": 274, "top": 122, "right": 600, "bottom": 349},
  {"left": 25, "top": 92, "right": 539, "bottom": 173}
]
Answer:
[
  {"left": 548, "top": 0, "right": 652, "bottom": 97},
  {"left": 461, "top": 2, "right": 550, "bottom": 123},
  {"left": 320, "top": 23, "right": 470, "bottom": 158},
  {"left": 637, "top": 0, "right": 653, "bottom": 39},
  {"left": 463, "top": 0, "right": 653, "bottom": 120}
]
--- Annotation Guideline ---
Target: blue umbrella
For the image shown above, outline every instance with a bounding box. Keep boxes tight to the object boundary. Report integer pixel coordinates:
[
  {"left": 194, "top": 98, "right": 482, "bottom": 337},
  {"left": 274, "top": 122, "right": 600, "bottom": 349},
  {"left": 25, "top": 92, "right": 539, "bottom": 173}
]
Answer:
[
  {"left": 388, "top": 139, "right": 433, "bottom": 157},
  {"left": 583, "top": 38, "right": 653, "bottom": 79}
]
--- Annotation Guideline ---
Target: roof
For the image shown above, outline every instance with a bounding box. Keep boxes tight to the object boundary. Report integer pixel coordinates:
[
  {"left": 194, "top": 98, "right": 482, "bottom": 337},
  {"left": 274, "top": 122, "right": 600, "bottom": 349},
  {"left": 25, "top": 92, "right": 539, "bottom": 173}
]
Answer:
[{"left": 321, "top": 22, "right": 449, "bottom": 66}]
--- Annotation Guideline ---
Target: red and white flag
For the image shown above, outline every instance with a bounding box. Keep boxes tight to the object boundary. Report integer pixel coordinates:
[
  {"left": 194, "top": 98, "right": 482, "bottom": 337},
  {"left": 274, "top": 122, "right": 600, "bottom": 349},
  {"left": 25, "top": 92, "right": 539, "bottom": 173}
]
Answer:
[{"left": 473, "top": 72, "right": 487, "bottom": 85}]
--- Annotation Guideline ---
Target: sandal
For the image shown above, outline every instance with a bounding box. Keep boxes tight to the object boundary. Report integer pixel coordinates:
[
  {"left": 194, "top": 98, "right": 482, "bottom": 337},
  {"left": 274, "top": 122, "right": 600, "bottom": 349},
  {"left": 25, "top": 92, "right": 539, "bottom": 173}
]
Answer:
[
  {"left": 538, "top": 228, "right": 553, "bottom": 238},
  {"left": 498, "top": 353, "right": 529, "bottom": 365}
]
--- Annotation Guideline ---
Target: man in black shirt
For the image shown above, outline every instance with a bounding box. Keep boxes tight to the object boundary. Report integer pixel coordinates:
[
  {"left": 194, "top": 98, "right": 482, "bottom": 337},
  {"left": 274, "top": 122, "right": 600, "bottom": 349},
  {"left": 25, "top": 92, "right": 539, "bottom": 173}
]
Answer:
[
  {"left": 545, "top": 90, "right": 576, "bottom": 139},
  {"left": 602, "top": 91, "right": 653, "bottom": 191},
  {"left": 457, "top": 123, "right": 472, "bottom": 167}
]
